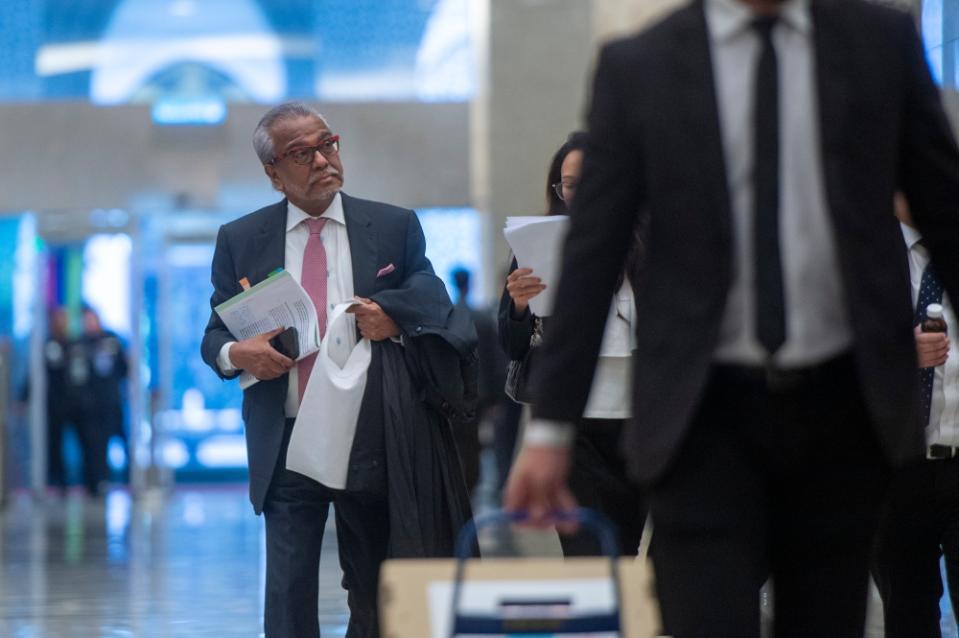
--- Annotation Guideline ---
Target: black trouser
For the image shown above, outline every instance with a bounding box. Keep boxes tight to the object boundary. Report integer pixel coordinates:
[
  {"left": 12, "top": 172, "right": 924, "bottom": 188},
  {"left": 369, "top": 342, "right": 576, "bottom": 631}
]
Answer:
[
  {"left": 649, "top": 354, "right": 889, "bottom": 638},
  {"left": 47, "top": 410, "right": 68, "bottom": 488},
  {"left": 560, "top": 418, "right": 647, "bottom": 557},
  {"left": 451, "top": 417, "right": 481, "bottom": 497},
  {"left": 493, "top": 399, "right": 522, "bottom": 492},
  {"left": 873, "top": 456, "right": 959, "bottom": 637},
  {"left": 48, "top": 403, "right": 103, "bottom": 493},
  {"left": 78, "top": 411, "right": 109, "bottom": 494},
  {"left": 262, "top": 421, "right": 389, "bottom": 638}
]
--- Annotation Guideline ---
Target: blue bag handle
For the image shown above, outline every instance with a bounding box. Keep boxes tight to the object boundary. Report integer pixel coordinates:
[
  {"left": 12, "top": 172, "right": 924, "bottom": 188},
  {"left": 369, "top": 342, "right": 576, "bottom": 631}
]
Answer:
[{"left": 448, "top": 508, "right": 624, "bottom": 637}]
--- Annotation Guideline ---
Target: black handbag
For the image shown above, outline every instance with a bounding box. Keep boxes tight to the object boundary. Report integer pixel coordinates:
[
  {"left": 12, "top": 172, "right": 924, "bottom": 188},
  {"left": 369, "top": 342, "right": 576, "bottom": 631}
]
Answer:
[{"left": 504, "top": 316, "right": 543, "bottom": 404}]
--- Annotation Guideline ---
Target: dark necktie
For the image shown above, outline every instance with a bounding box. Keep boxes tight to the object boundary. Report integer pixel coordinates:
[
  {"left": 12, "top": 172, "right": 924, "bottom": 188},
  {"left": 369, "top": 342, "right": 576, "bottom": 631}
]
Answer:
[
  {"left": 915, "top": 256, "right": 944, "bottom": 427},
  {"left": 752, "top": 16, "right": 786, "bottom": 356}
]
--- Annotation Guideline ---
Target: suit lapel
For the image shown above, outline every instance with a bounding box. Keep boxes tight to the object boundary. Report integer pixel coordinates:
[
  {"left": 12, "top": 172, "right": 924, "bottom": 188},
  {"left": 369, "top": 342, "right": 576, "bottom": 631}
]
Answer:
[
  {"left": 253, "top": 200, "right": 289, "bottom": 400},
  {"left": 342, "top": 193, "right": 378, "bottom": 298},
  {"left": 676, "top": 1, "right": 734, "bottom": 244},
  {"left": 253, "top": 199, "right": 287, "bottom": 284}
]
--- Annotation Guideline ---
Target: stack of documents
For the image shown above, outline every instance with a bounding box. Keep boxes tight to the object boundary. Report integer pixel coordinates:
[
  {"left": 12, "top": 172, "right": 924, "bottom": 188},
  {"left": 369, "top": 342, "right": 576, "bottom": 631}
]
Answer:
[
  {"left": 503, "top": 216, "right": 570, "bottom": 316},
  {"left": 214, "top": 269, "right": 321, "bottom": 387}
]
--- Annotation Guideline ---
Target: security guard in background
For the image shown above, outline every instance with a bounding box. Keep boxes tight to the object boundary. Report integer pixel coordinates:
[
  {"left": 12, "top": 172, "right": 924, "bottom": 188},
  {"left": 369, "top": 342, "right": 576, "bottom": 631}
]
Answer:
[
  {"left": 81, "top": 305, "right": 129, "bottom": 490},
  {"left": 43, "top": 307, "right": 88, "bottom": 491}
]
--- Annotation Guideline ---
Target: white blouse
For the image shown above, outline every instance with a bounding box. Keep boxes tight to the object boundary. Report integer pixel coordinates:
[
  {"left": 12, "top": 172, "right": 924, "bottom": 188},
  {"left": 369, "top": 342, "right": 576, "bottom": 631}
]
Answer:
[{"left": 583, "top": 280, "right": 636, "bottom": 420}]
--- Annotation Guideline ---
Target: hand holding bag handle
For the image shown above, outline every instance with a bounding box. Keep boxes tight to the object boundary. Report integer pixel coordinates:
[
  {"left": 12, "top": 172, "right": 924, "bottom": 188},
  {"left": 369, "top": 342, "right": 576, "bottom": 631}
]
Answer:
[{"left": 449, "top": 508, "right": 624, "bottom": 636}]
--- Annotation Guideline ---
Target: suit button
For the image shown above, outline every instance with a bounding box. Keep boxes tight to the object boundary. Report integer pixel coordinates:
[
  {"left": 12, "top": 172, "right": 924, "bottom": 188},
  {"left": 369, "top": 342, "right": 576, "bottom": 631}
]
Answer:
[{"left": 415, "top": 326, "right": 422, "bottom": 333}]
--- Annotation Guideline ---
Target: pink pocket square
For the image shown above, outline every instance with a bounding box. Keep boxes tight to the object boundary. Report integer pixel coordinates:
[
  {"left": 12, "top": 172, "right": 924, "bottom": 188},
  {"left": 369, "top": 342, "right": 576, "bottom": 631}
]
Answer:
[{"left": 376, "top": 263, "right": 396, "bottom": 278}]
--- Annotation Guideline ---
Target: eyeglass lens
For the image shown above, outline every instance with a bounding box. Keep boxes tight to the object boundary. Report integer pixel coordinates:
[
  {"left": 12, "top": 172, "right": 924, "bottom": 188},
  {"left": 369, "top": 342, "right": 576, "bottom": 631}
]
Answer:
[{"left": 290, "top": 138, "right": 339, "bottom": 165}]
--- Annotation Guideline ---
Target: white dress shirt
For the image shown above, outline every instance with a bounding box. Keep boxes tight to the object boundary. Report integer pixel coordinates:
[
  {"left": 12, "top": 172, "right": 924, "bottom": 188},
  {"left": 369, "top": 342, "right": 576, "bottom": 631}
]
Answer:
[
  {"left": 707, "top": 0, "right": 853, "bottom": 367},
  {"left": 524, "top": 0, "right": 855, "bottom": 447},
  {"left": 901, "top": 223, "right": 959, "bottom": 447},
  {"left": 217, "top": 194, "right": 356, "bottom": 417}
]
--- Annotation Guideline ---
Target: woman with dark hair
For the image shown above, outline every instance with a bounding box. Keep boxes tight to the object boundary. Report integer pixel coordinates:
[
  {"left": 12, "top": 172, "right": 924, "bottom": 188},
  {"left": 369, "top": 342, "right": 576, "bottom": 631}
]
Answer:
[
  {"left": 545, "top": 131, "right": 589, "bottom": 216},
  {"left": 498, "top": 131, "right": 647, "bottom": 556}
]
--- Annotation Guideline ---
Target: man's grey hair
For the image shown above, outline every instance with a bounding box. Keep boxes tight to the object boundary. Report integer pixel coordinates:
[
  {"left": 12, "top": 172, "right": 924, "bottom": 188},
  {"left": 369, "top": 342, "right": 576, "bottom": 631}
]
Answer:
[{"left": 252, "top": 102, "right": 329, "bottom": 165}]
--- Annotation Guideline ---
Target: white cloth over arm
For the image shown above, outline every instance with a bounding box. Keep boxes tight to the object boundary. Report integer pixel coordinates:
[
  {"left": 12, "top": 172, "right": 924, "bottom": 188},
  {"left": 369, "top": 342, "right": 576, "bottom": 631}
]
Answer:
[{"left": 285, "top": 302, "right": 371, "bottom": 489}]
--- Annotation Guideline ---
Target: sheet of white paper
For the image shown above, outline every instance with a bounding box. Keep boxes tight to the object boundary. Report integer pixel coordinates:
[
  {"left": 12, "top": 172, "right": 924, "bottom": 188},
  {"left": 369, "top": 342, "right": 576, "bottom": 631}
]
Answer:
[
  {"left": 427, "top": 578, "right": 617, "bottom": 638},
  {"left": 503, "top": 216, "right": 570, "bottom": 317},
  {"left": 505, "top": 215, "right": 566, "bottom": 230},
  {"left": 285, "top": 302, "right": 369, "bottom": 489}
]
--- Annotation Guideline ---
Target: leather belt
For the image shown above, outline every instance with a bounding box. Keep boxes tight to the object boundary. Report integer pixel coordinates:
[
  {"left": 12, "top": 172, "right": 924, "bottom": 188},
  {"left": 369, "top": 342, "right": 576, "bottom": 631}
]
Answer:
[
  {"left": 713, "top": 352, "right": 855, "bottom": 393},
  {"left": 927, "top": 444, "right": 959, "bottom": 460}
]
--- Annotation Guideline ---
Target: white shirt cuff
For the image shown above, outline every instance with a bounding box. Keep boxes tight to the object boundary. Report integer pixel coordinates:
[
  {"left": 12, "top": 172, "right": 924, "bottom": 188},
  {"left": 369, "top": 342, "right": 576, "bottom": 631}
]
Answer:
[
  {"left": 217, "top": 341, "right": 238, "bottom": 374},
  {"left": 523, "top": 418, "right": 575, "bottom": 448}
]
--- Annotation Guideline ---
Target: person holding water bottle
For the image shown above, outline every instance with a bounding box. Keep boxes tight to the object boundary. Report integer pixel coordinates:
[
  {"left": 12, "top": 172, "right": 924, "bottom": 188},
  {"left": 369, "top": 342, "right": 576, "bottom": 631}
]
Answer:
[{"left": 873, "top": 195, "right": 959, "bottom": 637}]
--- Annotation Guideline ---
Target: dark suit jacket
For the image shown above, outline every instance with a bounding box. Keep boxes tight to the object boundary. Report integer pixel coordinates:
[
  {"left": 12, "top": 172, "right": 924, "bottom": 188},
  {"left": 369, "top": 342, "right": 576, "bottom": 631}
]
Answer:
[
  {"left": 531, "top": 0, "right": 959, "bottom": 483},
  {"left": 201, "top": 193, "right": 439, "bottom": 513}
]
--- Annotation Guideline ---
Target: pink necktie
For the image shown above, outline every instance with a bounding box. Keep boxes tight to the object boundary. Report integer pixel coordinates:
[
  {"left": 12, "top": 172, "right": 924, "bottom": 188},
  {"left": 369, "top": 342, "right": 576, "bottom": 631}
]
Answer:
[{"left": 298, "top": 217, "right": 329, "bottom": 402}]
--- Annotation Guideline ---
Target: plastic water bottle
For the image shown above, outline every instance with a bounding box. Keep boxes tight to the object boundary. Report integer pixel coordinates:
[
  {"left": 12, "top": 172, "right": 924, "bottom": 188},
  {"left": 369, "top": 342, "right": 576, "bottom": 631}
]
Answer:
[{"left": 923, "top": 303, "right": 948, "bottom": 334}]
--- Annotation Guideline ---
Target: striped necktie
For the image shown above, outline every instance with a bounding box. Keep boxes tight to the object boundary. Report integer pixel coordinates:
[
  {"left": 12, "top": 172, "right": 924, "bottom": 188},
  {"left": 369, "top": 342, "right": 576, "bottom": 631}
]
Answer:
[{"left": 298, "top": 216, "right": 329, "bottom": 402}]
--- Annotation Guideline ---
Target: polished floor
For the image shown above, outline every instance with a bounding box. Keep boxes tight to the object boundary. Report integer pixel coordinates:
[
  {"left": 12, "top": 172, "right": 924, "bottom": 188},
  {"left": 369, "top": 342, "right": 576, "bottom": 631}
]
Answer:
[
  {"left": 0, "top": 487, "right": 348, "bottom": 637},
  {"left": 0, "top": 483, "right": 956, "bottom": 637}
]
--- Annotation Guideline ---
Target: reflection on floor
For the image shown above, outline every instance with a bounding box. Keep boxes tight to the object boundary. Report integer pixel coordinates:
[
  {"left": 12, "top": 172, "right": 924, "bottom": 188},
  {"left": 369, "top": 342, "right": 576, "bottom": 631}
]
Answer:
[
  {"left": 0, "top": 486, "right": 348, "bottom": 637},
  {"left": 0, "top": 483, "right": 956, "bottom": 637}
]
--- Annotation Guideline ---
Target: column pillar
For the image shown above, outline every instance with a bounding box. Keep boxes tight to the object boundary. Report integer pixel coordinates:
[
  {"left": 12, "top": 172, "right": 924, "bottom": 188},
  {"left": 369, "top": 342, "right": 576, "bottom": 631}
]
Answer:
[{"left": 470, "top": 0, "right": 683, "bottom": 301}]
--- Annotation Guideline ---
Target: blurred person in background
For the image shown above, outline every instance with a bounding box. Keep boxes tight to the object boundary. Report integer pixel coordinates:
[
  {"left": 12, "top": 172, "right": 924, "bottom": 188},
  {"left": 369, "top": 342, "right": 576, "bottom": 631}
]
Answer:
[
  {"left": 41, "top": 307, "right": 85, "bottom": 493},
  {"left": 473, "top": 264, "right": 523, "bottom": 497},
  {"left": 499, "top": 131, "right": 647, "bottom": 556},
  {"left": 872, "top": 195, "right": 959, "bottom": 637},
  {"left": 81, "top": 305, "right": 129, "bottom": 486},
  {"left": 451, "top": 267, "right": 497, "bottom": 497},
  {"left": 30, "top": 306, "right": 103, "bottom": 496}
]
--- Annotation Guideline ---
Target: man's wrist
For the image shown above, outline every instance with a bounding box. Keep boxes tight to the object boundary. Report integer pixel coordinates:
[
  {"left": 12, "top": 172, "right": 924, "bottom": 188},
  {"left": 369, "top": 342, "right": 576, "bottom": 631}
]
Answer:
[
  {"left": 523, "top": 418, "right": 575, "bottom": 448},
  {"left": 217, "top": 341, "right": 238, "bottom": 373}
]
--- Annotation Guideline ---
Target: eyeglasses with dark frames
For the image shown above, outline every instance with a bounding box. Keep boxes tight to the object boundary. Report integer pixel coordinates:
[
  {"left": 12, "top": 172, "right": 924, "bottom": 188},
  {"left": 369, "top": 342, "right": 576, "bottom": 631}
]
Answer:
[{"left": 272, "top": 135, "right": 340, "bottom": 165}]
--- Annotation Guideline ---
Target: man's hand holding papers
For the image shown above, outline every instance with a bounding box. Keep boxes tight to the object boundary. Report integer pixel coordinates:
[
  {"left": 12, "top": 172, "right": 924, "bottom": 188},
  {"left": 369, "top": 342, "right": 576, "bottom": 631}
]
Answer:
[
  {"left": 214, "top": 269, "right": 322, "bottom": 388},
  {"left": 228, "top": 327, "right": 295, "bottom": 380}
]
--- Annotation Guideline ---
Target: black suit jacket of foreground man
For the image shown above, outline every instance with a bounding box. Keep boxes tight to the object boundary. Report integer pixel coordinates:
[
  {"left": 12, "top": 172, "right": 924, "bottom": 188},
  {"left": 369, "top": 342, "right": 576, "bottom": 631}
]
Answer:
[{"left": 532, "top": 0, "right": 959, "bottom": 479}]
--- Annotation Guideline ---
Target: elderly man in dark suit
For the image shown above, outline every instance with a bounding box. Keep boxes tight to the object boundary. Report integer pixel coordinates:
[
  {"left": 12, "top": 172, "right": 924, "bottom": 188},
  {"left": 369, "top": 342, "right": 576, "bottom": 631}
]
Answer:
[
  {"left": 505, "top": 1, "right": 959, "bottom": 636},
  {"left": 201, "top": 102, "right": 443, "bottom": 638}
]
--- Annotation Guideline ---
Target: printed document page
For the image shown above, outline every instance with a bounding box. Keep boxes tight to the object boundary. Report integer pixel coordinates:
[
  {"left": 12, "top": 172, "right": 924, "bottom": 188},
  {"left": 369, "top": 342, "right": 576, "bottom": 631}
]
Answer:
[
  {"left": 214, "top": 270, "right": 321, "bottom": 388},
  {"left": 504, "top": 216, "right": 570, "bottom": 317}
]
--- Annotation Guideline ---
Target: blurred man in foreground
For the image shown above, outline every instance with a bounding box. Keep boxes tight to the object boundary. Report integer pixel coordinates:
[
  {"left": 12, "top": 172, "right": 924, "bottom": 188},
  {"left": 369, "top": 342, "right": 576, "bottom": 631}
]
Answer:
[{"left": 506, "top": 1, "right": 959, "bottom": 636}]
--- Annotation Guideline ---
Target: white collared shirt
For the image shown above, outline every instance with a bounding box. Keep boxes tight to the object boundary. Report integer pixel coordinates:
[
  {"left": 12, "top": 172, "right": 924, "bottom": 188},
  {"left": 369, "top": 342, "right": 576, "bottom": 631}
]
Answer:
[
  {"left": 217, "top": 193, "right": 356, "bottom": 417},
  {"left": 901, "top": 223, "right": 959, "bottom": 447},
  {"left": 707, "top": 0, "right": 854, "bottom": 367}
]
